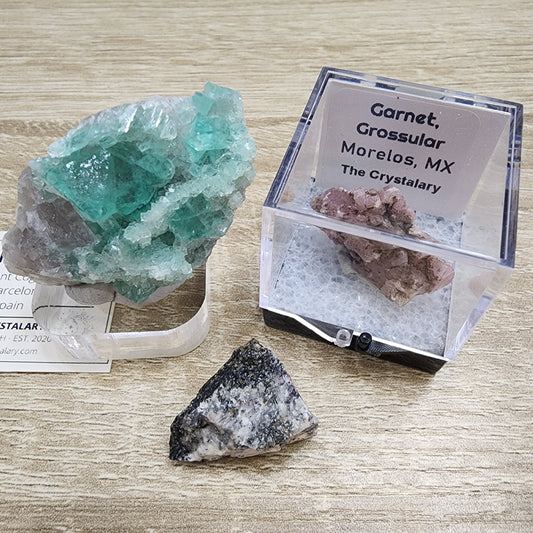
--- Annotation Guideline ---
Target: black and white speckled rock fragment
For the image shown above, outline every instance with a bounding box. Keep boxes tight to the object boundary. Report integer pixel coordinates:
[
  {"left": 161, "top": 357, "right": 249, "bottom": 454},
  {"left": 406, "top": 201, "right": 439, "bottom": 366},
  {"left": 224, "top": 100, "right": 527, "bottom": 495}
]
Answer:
[{"left": 169, "top": 339, "right": 318, "bottom": 461}]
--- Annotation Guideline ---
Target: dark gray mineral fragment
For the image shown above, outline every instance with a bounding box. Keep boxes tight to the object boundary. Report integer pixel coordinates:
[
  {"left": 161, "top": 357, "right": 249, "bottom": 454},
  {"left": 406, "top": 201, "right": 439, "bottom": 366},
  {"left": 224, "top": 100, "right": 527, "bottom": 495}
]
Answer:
[{"left": 169, "top": 339, "right": 318, "bottom": 461}]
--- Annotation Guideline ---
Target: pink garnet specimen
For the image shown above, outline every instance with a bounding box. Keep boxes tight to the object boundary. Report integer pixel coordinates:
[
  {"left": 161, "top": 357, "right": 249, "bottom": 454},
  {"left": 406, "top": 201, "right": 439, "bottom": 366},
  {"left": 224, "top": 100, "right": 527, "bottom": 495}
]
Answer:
[{"left": 310, "top": 185, "right": 454, "bottom": 306}]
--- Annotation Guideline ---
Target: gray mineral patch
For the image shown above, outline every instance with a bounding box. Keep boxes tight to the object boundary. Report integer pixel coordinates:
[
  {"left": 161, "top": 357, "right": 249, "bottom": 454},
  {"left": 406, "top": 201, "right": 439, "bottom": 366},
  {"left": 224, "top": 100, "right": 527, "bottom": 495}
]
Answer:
[{"left": 169, "top": 339, "right": 318, "bottom": 462}]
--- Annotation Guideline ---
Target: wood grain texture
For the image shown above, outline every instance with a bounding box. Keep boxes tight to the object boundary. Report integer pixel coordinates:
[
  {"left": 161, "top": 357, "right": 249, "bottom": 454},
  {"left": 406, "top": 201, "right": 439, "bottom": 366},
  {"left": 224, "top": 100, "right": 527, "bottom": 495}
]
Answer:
[{"left": 0, "top": 1, "right": 532, "bottom": 531}]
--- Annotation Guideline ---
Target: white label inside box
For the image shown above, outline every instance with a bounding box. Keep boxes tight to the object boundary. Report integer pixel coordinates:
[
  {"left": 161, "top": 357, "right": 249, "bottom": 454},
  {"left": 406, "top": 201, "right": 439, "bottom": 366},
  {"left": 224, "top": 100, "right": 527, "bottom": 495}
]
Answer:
[
  {"left": 0, "top": 232, "right": 113, "bottom": 372},
  {"left": 316, "top": 80, "right": 511, "bottom": 219}
]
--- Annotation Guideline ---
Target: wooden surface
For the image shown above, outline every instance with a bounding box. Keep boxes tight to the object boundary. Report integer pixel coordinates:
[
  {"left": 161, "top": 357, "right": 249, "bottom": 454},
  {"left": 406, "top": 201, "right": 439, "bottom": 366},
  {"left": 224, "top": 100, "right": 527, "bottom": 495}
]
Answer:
[{"left": 1, "top": 1, "right": 532, "bottom": 531}]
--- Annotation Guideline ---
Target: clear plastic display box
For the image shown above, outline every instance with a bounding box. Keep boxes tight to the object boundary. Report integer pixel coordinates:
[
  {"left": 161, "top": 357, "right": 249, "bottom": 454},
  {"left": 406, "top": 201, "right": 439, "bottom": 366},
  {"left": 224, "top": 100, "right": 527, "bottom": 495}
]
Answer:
[{"left": 260, "top": 67, "right": 522, "bottom": 372}]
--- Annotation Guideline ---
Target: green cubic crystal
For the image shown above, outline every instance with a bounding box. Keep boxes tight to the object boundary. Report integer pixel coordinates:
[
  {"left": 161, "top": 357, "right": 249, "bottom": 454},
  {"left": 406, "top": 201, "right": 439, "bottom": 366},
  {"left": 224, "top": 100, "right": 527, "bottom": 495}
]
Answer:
[{"left": 3, "top": 83, "right": 256, "bottom": 304}]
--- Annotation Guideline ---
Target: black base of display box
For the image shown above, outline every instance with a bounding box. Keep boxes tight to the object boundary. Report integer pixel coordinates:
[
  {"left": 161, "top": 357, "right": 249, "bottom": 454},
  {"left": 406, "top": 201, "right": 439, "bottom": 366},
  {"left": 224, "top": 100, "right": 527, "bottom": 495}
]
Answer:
[{"left": 262, "top": 308, "right": 447, "bottom": 374}]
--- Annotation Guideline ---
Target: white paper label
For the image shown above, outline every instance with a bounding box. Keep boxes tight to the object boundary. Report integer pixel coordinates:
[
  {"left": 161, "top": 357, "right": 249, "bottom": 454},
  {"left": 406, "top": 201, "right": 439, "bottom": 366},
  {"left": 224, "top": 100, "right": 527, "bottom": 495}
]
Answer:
[
  {"left": 0, "top": 232, "right": 113, "bottom": 372},
  {"left": 316, "top": 80, "right": 511, "bottom": 218}
]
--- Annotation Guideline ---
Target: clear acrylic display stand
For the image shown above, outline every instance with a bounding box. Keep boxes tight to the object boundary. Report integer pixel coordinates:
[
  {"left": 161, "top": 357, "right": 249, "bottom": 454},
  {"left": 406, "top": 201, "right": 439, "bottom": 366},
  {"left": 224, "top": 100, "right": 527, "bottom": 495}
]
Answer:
[
  {"left": 32, "top": 263, "right": 210, "bottom": 361},
  {"left": 260, "top": 67, "right": 522, "bottom": 372}
]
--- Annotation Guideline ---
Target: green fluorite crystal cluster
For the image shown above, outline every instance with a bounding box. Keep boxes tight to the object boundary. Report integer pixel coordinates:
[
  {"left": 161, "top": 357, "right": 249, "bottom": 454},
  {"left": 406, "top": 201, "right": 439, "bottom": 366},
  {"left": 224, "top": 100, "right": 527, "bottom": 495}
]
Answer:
[{"left": 3, "top": 83, "right": 256, "bottom": 304}]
